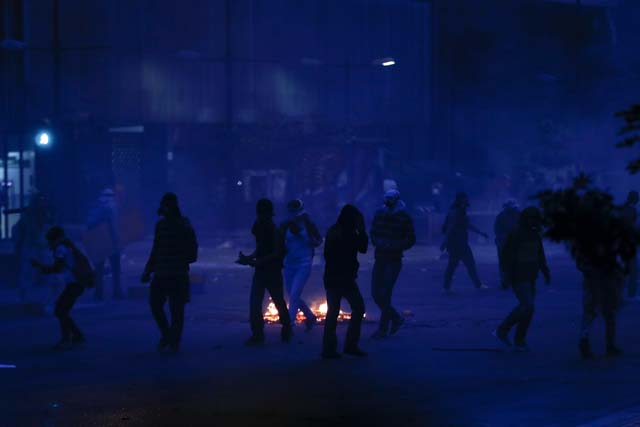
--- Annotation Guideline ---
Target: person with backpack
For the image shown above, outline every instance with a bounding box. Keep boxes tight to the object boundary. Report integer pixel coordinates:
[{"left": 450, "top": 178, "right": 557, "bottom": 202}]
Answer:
[
  {"left": 141, "top": 193, "right": 198, "bottom": 353},
  {"left": 31, "top": 226, "right": 94, "bottom": 350},
  {"left": 236, "top": 199, "right": 292, "bottom": 345},
  {"left": 280, "top": 199, "right": 322, "bottom": 331},
  {"left": 370, "top": 189, "right": 416, "bottom": 339},
  {"left": 441, "top": 192, "right": 489, "bottom": 292}
]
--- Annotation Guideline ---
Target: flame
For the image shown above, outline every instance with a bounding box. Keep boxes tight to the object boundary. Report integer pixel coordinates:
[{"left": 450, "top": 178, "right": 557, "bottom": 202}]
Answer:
[{"left": 263, "top": 299, "right": 354, "bottom": 324}]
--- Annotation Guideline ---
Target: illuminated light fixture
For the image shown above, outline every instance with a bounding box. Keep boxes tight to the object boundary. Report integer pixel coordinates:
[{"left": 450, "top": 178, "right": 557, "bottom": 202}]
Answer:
[
  {"left": 35, "top": 131, "right": 51, "bottom": 147},
  {"left": 236, "top": 180, "right": 243, "bottom": 187},
  {"left": 373, "top": 57, "right": 396, "bottom": 67},
  {"left": 0, "top": 364, "right": 16, "bottom": 368}
]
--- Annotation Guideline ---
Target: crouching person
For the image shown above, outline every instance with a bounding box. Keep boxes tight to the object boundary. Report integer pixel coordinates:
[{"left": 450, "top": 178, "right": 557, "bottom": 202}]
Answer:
[
  {"left": 32, "top": 226, "right": 95, "bottom": 350},
  {"left": 141, "top": 193, "right": 198, "bottom": 353}
]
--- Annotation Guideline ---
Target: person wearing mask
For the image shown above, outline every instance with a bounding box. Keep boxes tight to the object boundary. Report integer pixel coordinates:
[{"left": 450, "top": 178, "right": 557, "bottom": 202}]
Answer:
[
  {"left": 32, "top": 226, "right": 92, "bottom": 350},
  {"left": 281, "top": 199, "right": 322, "bottom": 331},
  {"left": 237, "top": 199, "right": 292, "bottom": 345},
  {"left": 622, "top": 190, "right": 639, "bottom": 301},
  {"left": 494, "top": 200, "right": 520, "bottom": 289},
  {"left": 322, "top": 204, "right": 368, "bottom": 359},
  {"left": 87, "top": 188, "right": 123, "bottom": 301},
  {"left": 441, "top": 192, "right": 489, "bottom": 292},
  {"left": 141, "top": 193, "right": 198, "bottom": 353},
  {"left": 494, "top": 207, "right": 551, "bottom": 351},
  {"left": 370, "top": 190, "right": 416, "bottom": 339}
]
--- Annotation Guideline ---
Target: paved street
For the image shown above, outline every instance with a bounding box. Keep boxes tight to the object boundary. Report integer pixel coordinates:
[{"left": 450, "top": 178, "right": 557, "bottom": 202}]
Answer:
[{"left": 2, "top": 241, "right": 640, "bottom": 426}]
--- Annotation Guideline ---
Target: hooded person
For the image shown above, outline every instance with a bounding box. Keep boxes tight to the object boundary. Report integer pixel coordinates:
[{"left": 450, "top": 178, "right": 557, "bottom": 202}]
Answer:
[
  {"left": 441, "top": 192, "right": 489, "bottom": 291},
  {"left": 369, "top": 190, "right": 416, "bottom": 339},
  {"left": 494, "top": 199, "right": 521, "bottom": 289},
  {"left": 280, "top": 199, "right": 323, "bottom": 331},
  {"left": 494, "top": 207, "right": 551, "bottom": 351},
  {"left": 237, "top": 198, "right": 292, "bottom": 345},
  {"left": 141, "top": 193, "right": 198, "bottom": 353},
  {"left": 321, "top": 204, "right": 368, "bottom": 359}
]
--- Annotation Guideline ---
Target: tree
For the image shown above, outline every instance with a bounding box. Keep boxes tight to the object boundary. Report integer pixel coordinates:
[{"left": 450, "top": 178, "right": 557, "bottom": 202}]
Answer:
[{"left": 616, "top": 104, "right": 640, "bottom": 173}]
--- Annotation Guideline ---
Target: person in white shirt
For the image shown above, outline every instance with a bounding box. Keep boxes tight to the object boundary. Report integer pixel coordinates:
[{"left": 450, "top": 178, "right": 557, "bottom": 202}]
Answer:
[{"left": 32, "top": 227, "right": 85, "bottom": 351}]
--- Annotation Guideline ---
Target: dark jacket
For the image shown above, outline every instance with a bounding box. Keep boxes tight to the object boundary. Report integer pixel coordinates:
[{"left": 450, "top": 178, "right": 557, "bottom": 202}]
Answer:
[
  {"left": 494, "top": 206, "right": 520, "bottom": 247},
  {"left": 144, "top": 216, "right": 196, "bottom": 279},
  {"left": 323, "top": 224, "right": 368, "bottom": 288},
  {"left": 500, "top": 227, "right": 550, "bottom": 285},
  {"left": 252, "top": 218, "right": 284, "bottom": 273},
  {"left": 443, "top": 205, "right": 470, "bottom": 249},
  {"left": 370, "top": 201, "right": 416, "bottom": 260}
]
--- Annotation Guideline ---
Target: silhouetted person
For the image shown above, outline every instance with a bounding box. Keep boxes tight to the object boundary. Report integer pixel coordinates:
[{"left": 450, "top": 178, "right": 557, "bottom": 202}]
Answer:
[
  {"left": 32, "top": 226, "right": 94, "bottom": 350},
  {"left": 370, "top": 190, "right": 416, "bottom": 339},
  {"left": 87, "top": 188, "right": 123, "bottom": 301},
  {"left": 494, "top": 200, "right": 520, "bottom": 289},
  {"left": 441, "top": 192, "right": 489, "bottom": 291},
  {"left": 281, "top": 199, "right": 322, "bottom": 331},
  {"left": 622, "top": 190, "right": 639, "bottom": 301},
  {"left": 141, "top": 193, "right": 198, "bottom": 353},
  {"left": 494, "top": 207, "right": 550, "bottom": 351},
  {"left": 579, "top": 264, "right": 624, "bottom": 359},
  {"left": 322, "top": 204, "right": 368, "bottom": 359},
  {"left": 237, "top": 199, "right": 292, "bottom": 345},
  {"left": 14, "top": 193, "right": 54, "bottom": 302}
]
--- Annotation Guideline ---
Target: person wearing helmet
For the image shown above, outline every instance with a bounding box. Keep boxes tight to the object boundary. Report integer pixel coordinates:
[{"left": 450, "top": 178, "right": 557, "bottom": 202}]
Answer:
[
  {"left": 494, "top": 207, "right": 551, "bottom": 352},
  {"left": 141, "top": 193, "right": 198, "bottom": 353}
]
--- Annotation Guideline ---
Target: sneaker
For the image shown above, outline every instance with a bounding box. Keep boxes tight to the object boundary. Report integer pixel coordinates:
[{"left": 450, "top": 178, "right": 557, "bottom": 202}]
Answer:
[
  {"left": 390, "top": 317, "right": 405, "bottom": 335},
  {"left": 606, "top": 345, "right": 623, "bottom": 357},
  {"left": 304, "top": 316, "right": 317, "bottom": 332},
  {"left": 244, "top": 335, "right": 265, "bottom": 347},
  {"left": 281, "top": 326, "right": 293, "bottom": 343},
  {"left": 52, "top": 339, "right": 72, "bottom": 351},
  {"left": 321, "top": 351, "right": 342, "bottom": 360},
  {"left": 344, "top": 347, "right": 368, "bottom": 357},
  {"left": 579, "top": 338, "right": 593, "bottom": 360},
  {"left": 371, "top": 330, "right": 388, "bottom": 340},
  {"left": 477, "top": 284, "right": 490, "bottom": 290},
  {"left": 493, "top": 330, "right": 512, "bottom": 348}
]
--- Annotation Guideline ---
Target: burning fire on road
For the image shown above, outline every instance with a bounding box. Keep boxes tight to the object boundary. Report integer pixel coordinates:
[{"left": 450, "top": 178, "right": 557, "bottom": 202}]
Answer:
[{"left": 263, "top": 300, "right": 355, "bottom": 324}]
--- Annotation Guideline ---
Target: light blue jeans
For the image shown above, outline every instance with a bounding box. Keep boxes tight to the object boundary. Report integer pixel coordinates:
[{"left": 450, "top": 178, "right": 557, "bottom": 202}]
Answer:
[{"left": 284, "top": 264, "right": 315, "bottom": 322}]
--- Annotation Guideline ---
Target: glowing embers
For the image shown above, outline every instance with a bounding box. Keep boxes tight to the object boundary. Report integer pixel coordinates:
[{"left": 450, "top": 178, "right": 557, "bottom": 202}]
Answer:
[{"left": 263, "top": 299, "right": 354, "bottom": 324}]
